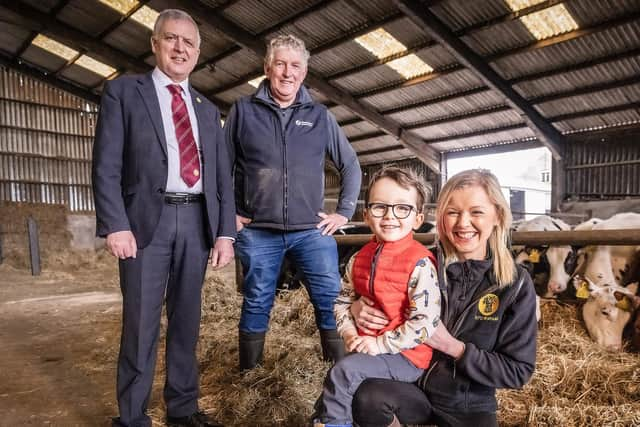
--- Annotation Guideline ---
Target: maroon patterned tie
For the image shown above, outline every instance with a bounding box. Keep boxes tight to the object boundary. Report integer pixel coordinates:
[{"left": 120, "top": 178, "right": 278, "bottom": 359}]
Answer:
[{"left": 167, "top": 84, "right": 200, "bottom": 187}]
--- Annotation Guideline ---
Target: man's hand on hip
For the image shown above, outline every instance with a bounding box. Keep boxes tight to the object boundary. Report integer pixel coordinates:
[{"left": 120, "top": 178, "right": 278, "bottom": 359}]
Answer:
[
  {"left": 210, "top": 238, "right": 234, "bottom": 269},
  {"left": 106, "top": 230, "right": 137, "bottom": 259},
  {"left": 316, "top": 212, "right": 348, "bottom": 235},
  {"left": 236, "top": 214, "right": 252, "bottom": 232}
]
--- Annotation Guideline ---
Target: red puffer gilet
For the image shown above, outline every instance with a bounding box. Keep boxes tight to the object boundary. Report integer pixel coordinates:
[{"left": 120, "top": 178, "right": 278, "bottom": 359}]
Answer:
[{"left": 352, "top": 233, "right": 436, "bottom": 369}]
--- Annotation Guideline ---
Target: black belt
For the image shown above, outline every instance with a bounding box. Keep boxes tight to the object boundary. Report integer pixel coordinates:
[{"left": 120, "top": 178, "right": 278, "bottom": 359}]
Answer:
[{"left": 164, "top": 192, "right": 204, "bottom": 205}]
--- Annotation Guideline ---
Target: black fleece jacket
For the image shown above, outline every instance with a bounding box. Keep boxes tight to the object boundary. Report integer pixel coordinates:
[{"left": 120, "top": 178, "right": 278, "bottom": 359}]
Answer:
[{"left": 418, "top": 251, "right": 538, "bottom": 413}]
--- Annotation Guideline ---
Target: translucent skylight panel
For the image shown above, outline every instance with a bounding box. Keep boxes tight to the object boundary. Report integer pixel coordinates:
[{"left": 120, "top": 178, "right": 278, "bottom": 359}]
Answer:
[
  {"left": 98, "top": 0, "right": 138, "bottom": 14},
  {"left": 75, "top": 55, "right": 117, "bottom": 77},
  {"left": 387, "top": 54, "right": 434, "bottom": 79},
  {"left": 354, "top": 28, "right": 434, "bottom": 80},
  {"left": 504, "top": 0, "right": 547, "bottom": 11},
  {"left": 32, "top": 34, "right": 78, "bottom": 61},
  {"left": 354, "top": 28, "right": 406, "bottom": 58},
  {"left": 131, "top": 6, "right": 159, "bottom": 31},
  {"left": 248, "top": 75, "right": 266, "bottom": 88},
  {"left": 519, "top": 4, "right": 578, "bottom": 40}
]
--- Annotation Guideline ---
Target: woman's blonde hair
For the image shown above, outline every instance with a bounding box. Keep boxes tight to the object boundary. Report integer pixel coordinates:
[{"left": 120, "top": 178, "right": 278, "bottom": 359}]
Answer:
[{"left": 435, "top": 169, "right": 515, "bottom": 287}]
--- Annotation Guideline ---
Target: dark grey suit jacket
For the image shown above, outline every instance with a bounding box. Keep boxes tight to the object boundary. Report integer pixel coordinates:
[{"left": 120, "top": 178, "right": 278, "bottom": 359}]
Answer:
[{"left": 92, "top": 72, "right": 236, "bottom": 248}]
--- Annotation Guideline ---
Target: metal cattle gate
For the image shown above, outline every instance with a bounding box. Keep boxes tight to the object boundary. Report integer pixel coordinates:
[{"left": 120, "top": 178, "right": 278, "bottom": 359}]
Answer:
[{"left": 334, "top": 230, "right": 640, "bottom": 246}]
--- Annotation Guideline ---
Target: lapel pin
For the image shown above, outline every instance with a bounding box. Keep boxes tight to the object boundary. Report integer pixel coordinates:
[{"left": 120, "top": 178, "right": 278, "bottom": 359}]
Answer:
[{"left": 196, "top": 97, "right": 202, "bottom": 103}]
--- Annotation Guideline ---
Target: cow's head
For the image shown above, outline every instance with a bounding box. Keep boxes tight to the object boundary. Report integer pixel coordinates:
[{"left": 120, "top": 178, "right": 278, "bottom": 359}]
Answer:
[
  {"left": 574, "top": 275, "right": 638, "bottom": 350},
  {"left": 515, "top": 245, "right": 581, "bottom": 297}
]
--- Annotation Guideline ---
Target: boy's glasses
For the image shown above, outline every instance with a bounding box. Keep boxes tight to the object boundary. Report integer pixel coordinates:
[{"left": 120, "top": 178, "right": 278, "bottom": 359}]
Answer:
[{"left": 367, "top": 203, "right": 416, "bottom": 219}]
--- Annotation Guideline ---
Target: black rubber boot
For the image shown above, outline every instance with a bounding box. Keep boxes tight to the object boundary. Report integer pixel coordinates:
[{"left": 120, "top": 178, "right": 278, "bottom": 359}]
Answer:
[
  {"left": 239, "top": 331, "right": 266, "bottom": 370},
  {"left": 320, "top": 329, "right": 346, "bottom": 362}
]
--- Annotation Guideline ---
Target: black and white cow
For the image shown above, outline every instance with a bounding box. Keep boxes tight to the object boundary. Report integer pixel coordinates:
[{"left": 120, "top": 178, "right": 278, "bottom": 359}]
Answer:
[{"left": 572, "top": 212, "right": 640, "bottom": 349}]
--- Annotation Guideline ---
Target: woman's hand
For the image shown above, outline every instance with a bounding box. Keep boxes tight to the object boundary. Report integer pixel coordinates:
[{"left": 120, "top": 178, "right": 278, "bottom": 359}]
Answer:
[
  {"left": 345, "top": 333, "right": 380, "bottom": 355},
  {"left": 423, "top": 323, "right": 466, "bottom": 360},
  {"left": 351, "top": 296, "right": 390, "bottom": 334}
]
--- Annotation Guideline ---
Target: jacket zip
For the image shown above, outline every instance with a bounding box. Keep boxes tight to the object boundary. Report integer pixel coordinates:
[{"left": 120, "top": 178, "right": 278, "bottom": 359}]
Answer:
[{"left": 369, "top": 242, "right": 384, "bottom": 296}]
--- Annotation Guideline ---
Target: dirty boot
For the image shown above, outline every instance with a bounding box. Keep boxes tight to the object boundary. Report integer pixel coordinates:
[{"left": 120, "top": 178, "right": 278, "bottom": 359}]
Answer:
[
  {"left": 320, "top": 329, "right": 346, "bottom": 362},
  {"left": 239, "top": 331, "right": 265, "bottom": 370}
]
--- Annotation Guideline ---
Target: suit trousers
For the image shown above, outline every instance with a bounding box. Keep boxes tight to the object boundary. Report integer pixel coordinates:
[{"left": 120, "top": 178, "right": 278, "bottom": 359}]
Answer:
[{"left": 116, "top": 201, "right": 209, "bottom": 427}]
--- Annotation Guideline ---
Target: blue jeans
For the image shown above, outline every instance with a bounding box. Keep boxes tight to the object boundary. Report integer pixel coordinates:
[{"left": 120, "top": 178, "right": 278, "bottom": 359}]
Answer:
[{"left": 236, "top": 227, "right": 341, "bottom": 333}]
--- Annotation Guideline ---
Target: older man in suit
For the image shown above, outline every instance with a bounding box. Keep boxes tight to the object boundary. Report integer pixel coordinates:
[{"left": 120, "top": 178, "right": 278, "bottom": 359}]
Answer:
[{"left": 92, "top": 9, "right": 234, "bottom": 427}]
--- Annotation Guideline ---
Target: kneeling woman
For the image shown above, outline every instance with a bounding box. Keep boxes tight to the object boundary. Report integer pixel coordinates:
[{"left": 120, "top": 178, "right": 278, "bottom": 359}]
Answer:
[{"left": 350, "top": 169, "right": 538, "bottom": 427}]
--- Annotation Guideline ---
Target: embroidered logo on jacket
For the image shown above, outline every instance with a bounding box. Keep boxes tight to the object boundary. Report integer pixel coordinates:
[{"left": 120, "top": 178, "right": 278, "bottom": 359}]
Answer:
[
  {"left": 478, "top": 293, "right": 500, "bottom": 317},
  {"left": 295, "top": 119, "right": 313, "bottom": 127}
]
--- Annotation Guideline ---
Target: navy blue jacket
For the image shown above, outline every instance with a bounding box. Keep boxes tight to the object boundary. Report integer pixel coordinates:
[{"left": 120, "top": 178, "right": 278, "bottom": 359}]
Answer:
[
  {"left": 418, "top": 249, "right": 537, "bottom": 413},
  {"left": 92, "top": 73, "right": 236, "bottom": 247},
  {"left": 225, "top": 81, "right": 361, "bottom": 230}
]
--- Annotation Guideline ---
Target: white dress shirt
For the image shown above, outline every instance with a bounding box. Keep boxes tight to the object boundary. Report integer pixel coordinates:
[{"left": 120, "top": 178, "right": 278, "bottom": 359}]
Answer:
[{"left": 152, "top": 67, "right": 203, "bottom": 194}]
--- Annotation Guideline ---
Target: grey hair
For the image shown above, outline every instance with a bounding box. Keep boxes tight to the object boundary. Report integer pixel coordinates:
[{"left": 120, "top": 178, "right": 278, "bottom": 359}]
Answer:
[
  {"left": 153, "top": 9, "right": 201, "bottom": 48},
  {"left": 264, "top": 34, "right": 310, "bottom": 68}
]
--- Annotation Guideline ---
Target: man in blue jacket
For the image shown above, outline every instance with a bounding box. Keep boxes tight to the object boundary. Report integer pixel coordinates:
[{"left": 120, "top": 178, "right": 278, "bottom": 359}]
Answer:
[{"left": 225, "top": 34, "right": 362, "bottom": 370}]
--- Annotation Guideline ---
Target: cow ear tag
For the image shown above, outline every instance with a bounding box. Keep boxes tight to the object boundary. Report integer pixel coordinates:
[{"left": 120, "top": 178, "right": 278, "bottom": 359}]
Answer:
[
  {"left": 528, "top": 249, "right": 540, "bottom": 263},
  {"left": 616, "top": 296, "right": 632, "bottom": 312},
  {"left": 576, "top": 281, "right": 590, "bottom": 299}
]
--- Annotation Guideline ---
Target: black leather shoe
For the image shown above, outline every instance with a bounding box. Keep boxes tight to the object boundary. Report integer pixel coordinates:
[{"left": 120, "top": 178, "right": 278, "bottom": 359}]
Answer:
[{"left": 166, "top": 411, "right": 223, "bottom": 427}]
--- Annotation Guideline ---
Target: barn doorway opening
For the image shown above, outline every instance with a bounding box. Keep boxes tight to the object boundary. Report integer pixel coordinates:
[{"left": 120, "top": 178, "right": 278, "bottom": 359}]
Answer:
[{"left": 446, "top": 146, "right": 552, "bottom": 220}]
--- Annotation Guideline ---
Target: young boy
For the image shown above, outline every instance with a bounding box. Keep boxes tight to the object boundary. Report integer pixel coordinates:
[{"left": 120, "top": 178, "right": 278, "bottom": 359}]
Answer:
[{"left": 313, "top": 166, "right": 440, "bottom": 427}]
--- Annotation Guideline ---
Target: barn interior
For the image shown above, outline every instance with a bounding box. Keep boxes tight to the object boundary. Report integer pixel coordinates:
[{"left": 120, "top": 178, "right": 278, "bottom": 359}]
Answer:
[{"left": 1, "top": 0, "right": 640, "bottom": 425}]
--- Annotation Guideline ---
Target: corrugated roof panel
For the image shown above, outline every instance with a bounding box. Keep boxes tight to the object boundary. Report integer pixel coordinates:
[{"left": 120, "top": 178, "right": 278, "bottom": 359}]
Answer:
[
  {"left": 19, "top": 0, "right": 58, "bottom": 13},
  {"left": 461, "top": 17, "right": 537, "bottom": 57},
  {"left": 430, "top": 127, "right": 535, "bottom": 152},
  {"left": 351, "top": 134, "right": 397, "bottom": 152},
  {"left": 388, "top": 90, "right": 505, "bottom": 125},
  {"left": 360, "top": 69, "right": 485, "bottom": 111},
  {"left": 412, "top": 110, "right": 524, "bottom": 139},
  {"left": 554, "top": 109, "right": 640, "bottom": 132},
  {"left": 494, "top": 21, "right": 640, "bottom": 80},
  {"left": 190, "top": 66, "right": 237, "bottom": 90},
  {"left": 565, "top": 0, "right": 640, "bottom": 27},
  {"left": 329, "top": 45, "right": 456, "bottom": 94},
  {"left": 216, "top": 85, "right": 257, "bottom": 105},
  {"left": 341, "top": 121, "right": 379, "bottom": 138},
  {"left": 360, "top": 148, "right": 415, "bottom": 165},
  {"left": 60, "top": 63, "right": 105, "bottom": 87},
  {"left": 430, "top": 0, "right": 510, "bottom": 33},
  {"left": 222, "top": 0, "right": 321, "bottom": 34},
  {"left": 209, "top": 49, "right": 263, "bottom": 90},
  {"left": 103, "top": 20, "right": 152, "bottom": 58},
  {"left": 196, "top": 0, "right": 229, "bottom": 8},
  {"left": 515, "top": 55, "right": 640, "bottom": 99},
  {"left": 537, "top": 83, "right": 640, "bottom": 117},
  {"left": 329, "top": 105, "right": 357, "bottom": 122},
  {"left": 57, "top": 0, "right": 123, "bottom": 37},
  {"left": 333, "top": 63, "right": 409, "bottom": 94},
  {"left": 0, "top": 22, "right": 32, "bottom": 55},
  {"left": 197, "top": 23, "right": 245, "bottom": 58},
  {"left": 310, "top": 41, "right": 378, "bottom": 76},
  {"left": 411, "top": 45, "right": 457, "bottom": 70},
  {"left": 20, "top": 45, "right": 67, "bottom": 73},
  {"left": 384, "top": 17, "right": 434, "bottom": 47}
]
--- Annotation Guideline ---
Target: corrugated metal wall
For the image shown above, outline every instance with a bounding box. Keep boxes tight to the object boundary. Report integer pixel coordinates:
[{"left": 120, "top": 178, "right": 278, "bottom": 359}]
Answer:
[
  {"left": 565, "top": 129, "right": 640, "bottom": 200},
  {"left": 0, "top": 66, "right": 97, "bottom": 211}
]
